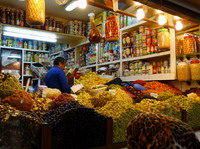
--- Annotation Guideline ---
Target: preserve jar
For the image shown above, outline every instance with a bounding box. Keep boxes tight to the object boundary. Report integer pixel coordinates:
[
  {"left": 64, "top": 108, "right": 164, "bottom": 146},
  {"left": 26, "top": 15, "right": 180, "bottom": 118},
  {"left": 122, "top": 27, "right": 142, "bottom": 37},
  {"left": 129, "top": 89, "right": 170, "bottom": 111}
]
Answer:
[
  {"left": 105, "top": 15, "right": 120, "bottom": 42},
  {"left": 177, "top": 61, "right": 190, "bottom": 81},
  {"left": 183, "top": 35, "right": 197, "bottom": 54},
  {"left": 190, "top": 60, "right": 200, "bottom": 80},
  {"left": 157, "top": 28, "right": 170, "bottom": 50}
]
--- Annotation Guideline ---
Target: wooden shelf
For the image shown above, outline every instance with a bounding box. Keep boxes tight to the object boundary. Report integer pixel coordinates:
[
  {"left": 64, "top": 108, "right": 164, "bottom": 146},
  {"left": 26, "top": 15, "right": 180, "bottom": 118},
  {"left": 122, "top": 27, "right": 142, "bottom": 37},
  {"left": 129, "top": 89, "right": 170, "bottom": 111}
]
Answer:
[
  {"left": 122, "top": 51, "right": 171, "bottom": 62},
  {"left": 121, "top": 73, "right": 176, "bottom": 81},
  {"left": 64, "top": 40, "right": 90, "bottom": 52},
  {"left": 98, "top": 60, "right": 120, "bottom": 66},
  {"left": 2, "top": 24, "right": 86, "bottom": 45}
]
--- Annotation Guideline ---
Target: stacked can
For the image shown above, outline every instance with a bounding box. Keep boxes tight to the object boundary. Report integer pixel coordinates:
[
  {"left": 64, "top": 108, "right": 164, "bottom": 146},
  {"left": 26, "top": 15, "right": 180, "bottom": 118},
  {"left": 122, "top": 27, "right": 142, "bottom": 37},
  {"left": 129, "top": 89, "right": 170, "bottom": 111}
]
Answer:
[
  {"left": 82, "top": 22, "right": 87, "bottom": 37},
  {"left": 74, "top": 20, "right": 79, "bottom": 35},
  {"left": 68, "top": 21, "right": 74, "bottom": 35},
  {"left": 145, "top": 28, "right": 157, "bottom": 54}
]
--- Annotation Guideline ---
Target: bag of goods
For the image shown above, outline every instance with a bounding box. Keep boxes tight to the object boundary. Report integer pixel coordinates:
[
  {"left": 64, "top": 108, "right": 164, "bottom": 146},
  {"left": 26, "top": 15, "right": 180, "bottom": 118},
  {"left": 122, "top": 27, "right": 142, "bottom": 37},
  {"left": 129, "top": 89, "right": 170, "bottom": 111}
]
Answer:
[
  {"left": 49, "top": 93, "right": 75, "bottom": 109},
  {"left": 1, "top": 90, "right": 34, "bottom": 111},
  {"left": 0, "top": 73, "right": 23, "bottom": 99},
  {"left": 42, "top": 88, "right": 61, "bottom": 98},
  {"left": 127, "top": 112, "right": 200, "bottom": 149},
  {"left": 88, "top": 13, "right": 102, "bottom": 43}
]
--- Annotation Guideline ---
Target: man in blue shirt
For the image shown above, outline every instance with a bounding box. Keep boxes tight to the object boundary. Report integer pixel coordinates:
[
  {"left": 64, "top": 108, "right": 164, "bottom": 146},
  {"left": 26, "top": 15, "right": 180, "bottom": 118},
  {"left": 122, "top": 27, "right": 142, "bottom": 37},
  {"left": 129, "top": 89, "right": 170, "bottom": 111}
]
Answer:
[{"left": 44, "top": 57, "right": 71, "bottom": 93}]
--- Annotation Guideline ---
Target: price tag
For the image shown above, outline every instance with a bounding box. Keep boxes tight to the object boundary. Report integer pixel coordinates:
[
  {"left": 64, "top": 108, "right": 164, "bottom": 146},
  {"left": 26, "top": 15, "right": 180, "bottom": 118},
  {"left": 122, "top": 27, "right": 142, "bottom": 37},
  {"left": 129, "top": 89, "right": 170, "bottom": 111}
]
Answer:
[
  {"left": 71, "top": 84, "right": 83, "bottom": 93},
  {"left": 150, "top": 93, "right": 158, "bottom": 98}
]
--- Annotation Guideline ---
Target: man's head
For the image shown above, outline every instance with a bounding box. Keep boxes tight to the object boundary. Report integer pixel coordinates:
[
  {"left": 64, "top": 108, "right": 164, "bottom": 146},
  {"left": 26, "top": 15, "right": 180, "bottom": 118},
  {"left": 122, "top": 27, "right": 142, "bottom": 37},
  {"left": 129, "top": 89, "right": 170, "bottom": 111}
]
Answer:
[{"left": 54, "top": 57, "right": 66, "bottom": 70}]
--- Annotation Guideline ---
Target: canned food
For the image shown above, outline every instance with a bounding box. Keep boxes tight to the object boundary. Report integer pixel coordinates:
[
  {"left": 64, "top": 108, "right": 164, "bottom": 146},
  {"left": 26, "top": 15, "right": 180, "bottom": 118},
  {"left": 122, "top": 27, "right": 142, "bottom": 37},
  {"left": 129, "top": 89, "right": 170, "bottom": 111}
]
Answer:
[{"left": 145, "top": 27, "right": 152, "bottom": 36}]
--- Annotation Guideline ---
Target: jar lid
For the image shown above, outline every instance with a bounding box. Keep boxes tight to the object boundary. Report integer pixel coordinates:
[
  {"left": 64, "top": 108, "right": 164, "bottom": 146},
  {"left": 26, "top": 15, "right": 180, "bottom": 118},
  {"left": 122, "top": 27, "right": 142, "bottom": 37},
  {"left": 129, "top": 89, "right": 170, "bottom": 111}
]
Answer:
[
  {"left": 159, "top": 28, "right": 168, "bottom": 32},
  {"left": 190, "top": 60, "right": 199, "bottom": 64},
  {"left": 108, "top": 15, "right": 117, "bottom": 18},
  {"left": 178, "top": 61, "right": 188, "bottom": 65},
  {"left": 184, "top": 35, "right": 193, "bottom": 38}
]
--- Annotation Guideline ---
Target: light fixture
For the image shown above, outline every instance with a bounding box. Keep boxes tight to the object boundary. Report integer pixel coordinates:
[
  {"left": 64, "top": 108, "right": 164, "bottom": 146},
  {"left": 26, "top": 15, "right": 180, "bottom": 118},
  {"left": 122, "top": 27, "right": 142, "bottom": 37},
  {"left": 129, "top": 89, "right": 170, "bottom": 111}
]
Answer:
[
  {"left": 3, "top": 32, "right": 57, "bottom": 43},
  {"left": 4, "top": 26, "right": 57, "bottom": 38},
  {"left": 136, "top": 8, "right": 145, "bottom": 20},
  {"left": 78, "top": 0, "right": 87, "bottom": 9},
  {"left": 158, "top": 14, "right": 167, "bottom": 25},
  {"left": 157, "top": 10, "right": 163, "bottom": 14},
  {"left": 134, "top": 2, "right": 142, "bottom": 6},
  {"left": 65, "top": 0, "right": 78, "bottom": 11},
  {"left": 174, "top": 16, "right": 180, "bottom": 20},
  {"left": 175, "top": 20, "right": 183, "bottom": 30}
]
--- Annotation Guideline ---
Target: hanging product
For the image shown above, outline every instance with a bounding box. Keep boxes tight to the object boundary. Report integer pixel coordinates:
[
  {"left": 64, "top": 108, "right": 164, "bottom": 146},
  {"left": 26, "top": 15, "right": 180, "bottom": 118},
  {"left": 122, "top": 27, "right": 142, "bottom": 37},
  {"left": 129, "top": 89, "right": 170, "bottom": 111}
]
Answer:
[
  {"left": 105, "top": 15, "right": 120, "bottom": 42},
  {"left": 88, "top": 13, "right": 102, "bottom": 43},
  {"left": 26, "top": 0, "right": 45, "bottom": 26},
  {"left": 55, "top": 0, "right": 68, "bottom": 5}
]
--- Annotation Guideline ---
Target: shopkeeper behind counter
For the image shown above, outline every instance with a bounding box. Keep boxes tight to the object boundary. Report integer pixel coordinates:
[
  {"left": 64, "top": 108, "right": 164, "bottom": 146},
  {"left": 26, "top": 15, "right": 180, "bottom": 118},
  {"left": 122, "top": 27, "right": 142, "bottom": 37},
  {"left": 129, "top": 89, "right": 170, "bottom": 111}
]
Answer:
[{"left": 44, "top": 57, "right": 71, "bottom": 93}]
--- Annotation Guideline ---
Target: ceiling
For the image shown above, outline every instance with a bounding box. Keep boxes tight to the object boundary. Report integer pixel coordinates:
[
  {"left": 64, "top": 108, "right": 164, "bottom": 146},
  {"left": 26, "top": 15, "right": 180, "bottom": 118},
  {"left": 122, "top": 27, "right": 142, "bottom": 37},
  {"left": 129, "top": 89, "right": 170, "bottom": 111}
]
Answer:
[{"left": 0, "top": 0, "right": 105, "bottom": 21}]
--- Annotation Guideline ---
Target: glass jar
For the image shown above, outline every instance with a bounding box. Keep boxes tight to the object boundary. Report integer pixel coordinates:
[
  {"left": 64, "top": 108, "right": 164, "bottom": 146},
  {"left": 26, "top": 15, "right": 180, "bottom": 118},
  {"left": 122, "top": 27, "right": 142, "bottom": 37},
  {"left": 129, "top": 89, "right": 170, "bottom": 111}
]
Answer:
[
  {"left": 124, "top": 69, "right": 130, "bottom": 76},
  {"left": 177, "top": 61, "right": 190, "bottom": 81},
  {"left": 190, "top": 60, "right": 200, "bottom": 80},
  {"left": 105, "top": 15, "right": 120, "bottom": 42},
  {"left": 157, "top": 28, "right": 170, "bottom": 50},
  {"left": 183, "top": 35, "right": 197, "bottom": 54}
]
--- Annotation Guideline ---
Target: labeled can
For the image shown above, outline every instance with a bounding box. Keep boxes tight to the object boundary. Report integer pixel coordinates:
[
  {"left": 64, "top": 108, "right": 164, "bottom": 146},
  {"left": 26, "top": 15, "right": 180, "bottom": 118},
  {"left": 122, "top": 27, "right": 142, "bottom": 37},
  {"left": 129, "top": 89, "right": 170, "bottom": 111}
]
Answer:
[
  {"left": 146, "top": 36, "right": 152, "bottom": 46},
  {"left": 145, "top": 27, "right": 152, "bottom": 36}
]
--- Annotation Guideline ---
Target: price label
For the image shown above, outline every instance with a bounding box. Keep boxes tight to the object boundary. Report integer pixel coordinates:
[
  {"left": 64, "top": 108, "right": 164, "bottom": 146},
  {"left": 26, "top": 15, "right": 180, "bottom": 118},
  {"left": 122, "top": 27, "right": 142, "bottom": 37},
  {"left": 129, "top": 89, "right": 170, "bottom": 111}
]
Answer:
[
  {"left": 150, "top": 93, "right": 158, "bottom": 98},
  {"left": 71, "top": 84, "right": 83, "bottom": 93}
]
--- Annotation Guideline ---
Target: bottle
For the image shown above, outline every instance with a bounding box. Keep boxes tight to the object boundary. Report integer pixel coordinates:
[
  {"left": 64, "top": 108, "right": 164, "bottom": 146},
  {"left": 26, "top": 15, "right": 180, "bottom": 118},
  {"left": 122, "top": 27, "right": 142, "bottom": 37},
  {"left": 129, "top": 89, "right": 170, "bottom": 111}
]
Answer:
[
  {"left": 6, "top": 8, "right": 11, "bottom": 24},
  {"left": 153, "top": 62, "right": 157, "bottom": 74},
  {"left": 1, "top": 8, "right": 6, "bottom": 24},
  {"left": 49, "top": 17, "right": 53, "bottom": 31},
  {"left": 10, "top": 9, "right": 15, "bottom": 25},
  {"left": 157, "top": 62, "right": 161, "bottom": 74},
  {"left": 56, "top": 21, "right": 60, "bottom": 32},
  {"left": 15, "top": 9, "right": 20, "bottom": 26},
  {"left": 24, "top": 41, "right": 28, "bottom": 49},
  {"left": 19, "top": 10, "right": 25, "bottom": 27},
  {"left": 52, "top": 18, "right": 56, "bottom": 32},
  {"left": 25, "top": 65, "right": 30, "bottom": 75},
  {"left": 45, "top": 18, "right": 49, "bottom": 30}
]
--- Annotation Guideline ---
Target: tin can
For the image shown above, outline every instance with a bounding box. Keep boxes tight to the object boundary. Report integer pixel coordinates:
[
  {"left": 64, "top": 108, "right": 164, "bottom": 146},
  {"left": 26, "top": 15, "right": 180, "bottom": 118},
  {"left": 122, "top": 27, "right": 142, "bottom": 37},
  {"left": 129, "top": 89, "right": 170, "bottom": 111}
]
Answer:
[
  {"left": 145, "top": 27, "right": 152, "bottom": 36},
  {"left": 146, "top": 36, "right": 152, "bottom": 46}
]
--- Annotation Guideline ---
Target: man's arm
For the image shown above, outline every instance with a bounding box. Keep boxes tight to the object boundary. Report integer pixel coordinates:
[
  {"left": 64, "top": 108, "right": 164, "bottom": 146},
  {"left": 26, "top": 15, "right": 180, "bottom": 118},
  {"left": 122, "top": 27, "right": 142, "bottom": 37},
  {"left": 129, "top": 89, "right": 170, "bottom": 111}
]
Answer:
[{"left": 57, "top": 70, "right": 71, "bottom": 93}]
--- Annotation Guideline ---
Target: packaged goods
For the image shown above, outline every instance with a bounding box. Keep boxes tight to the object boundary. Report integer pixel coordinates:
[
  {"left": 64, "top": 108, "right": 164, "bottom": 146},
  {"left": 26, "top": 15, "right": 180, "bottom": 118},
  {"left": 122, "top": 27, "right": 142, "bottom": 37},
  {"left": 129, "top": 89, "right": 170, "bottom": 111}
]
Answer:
[
  {"left": 127, "top": 112, "right": 200, "bottom": 149},
  {"left": 157, "top": 28, "right": 170, "bottom": 50},
  {"left": 190, "top": 60, "right": 200, "bottom": 80},
  {"left": 183, "top": 34, "right": 197, "bottom": 54},
  {"left": 105, "top": 15, "right": 120, "bottom": 42},
  {"left": 177, "top": 61, "right": 191, "bottom": 81}
]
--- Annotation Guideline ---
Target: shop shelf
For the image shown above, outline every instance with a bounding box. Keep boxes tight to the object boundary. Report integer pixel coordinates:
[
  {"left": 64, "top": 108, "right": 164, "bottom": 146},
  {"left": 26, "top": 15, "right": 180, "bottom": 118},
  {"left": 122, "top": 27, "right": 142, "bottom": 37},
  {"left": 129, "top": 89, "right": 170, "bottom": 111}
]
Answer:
[
  {"left": 2, "top": 24, "right": 86, "bottom": 45},
  {"left": 121, "top": 73, "right": 176, "bottom": 81},
  {"left": 98, "top": 60, "right": 120, "bottom": 66},
  {"left": 64, "top": 40, "right": 90, "bottom": 52},
  {"left": 0, "top": 46, "right": 22, "bottom": 50},
  {"left": 23, "top": 75, "right": 33, "bottom": 77},
  {"left": 50, "top": 51, "right": 63, "bottom": 56},
  {"left": 24, "top": 48, "right": 49, "bottom": 53},
  {"left": 122, "top": 51, "right": 170, "bottom": 62},
  {"left": 23, "top": 61, "right": 37, "bottom": 64},
  {"left": 82, "top": 64, "right": 97, "bottom": 68}
]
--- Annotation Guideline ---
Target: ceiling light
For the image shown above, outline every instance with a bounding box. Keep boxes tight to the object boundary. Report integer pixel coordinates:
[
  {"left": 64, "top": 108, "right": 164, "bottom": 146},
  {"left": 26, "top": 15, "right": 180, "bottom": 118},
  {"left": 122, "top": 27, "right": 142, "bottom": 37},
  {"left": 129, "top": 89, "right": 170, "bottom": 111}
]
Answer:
[
  {"left": 4, "top": 26, "right": 57, "bottom": 38},
  {"left": 174, "top": 16, "right": 180, "bottom": 20},
  {"left": 136, "top": 8, "right": 145, "bottom": 20},
  {"left": 78, "top": 0, "right": 87, "bottom": 9},
  {"left": 157, "top": 10, "right": 163, "bottom": 14},
  {"left": 65, "top": 1, "right": 78, "bottom": 11},
  {"left": 175, "top": 20, "right": 183, "bottom": 30},
  {"left": 134, "top": 2, "right": 142, "bottom": 6},
  {"left": 3, "top": 31, "right": 57, "bottom": 43},
  {"left": 158, "top": 14, "right": 167, "bottom": 25}
]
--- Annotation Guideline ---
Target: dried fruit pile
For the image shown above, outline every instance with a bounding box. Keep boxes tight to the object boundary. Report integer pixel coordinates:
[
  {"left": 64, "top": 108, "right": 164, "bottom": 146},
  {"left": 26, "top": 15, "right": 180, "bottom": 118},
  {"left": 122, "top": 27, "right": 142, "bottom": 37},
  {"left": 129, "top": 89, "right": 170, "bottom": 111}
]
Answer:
[
  {"left": 183, "top": 88, "right": 200, "bottom": 97},
  {"left": 0, "top": 73, "right": 23, "bottom": 99},
  {"left": 127, "top": 112, "right": 200, "bottom": 149},
  {"left": 144, "top": 81, "right": 182, "bottom": 95},
  {"left": 49, "top": 93, "right": 75, "bottom": 109},
  {"left": 1, "top": 90, "right": 34, "bottom": 111},
  {"left": 134, "top": 99, "right": 181, "bottom": 119},
  {"left": 75, "top": 72, "right": 110, "bottom": 88},
  {"left": 122, "top": 86, "right": 143, "bottom": 99}
]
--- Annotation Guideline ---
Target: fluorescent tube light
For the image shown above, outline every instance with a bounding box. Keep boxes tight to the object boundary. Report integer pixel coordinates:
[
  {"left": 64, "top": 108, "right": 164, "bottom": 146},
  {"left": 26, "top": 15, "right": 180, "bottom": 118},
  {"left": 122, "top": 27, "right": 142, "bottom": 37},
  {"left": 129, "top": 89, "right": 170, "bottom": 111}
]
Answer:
[
  {"left": 65, "top": 1, "right": 78, "bottom": 11},
  {"left": 78, "top": 0, "right": 87, "bottom": 9},
  {"left": 4, "top": 26, "right": 57, "bottom": 38},
  {"left": 3, "top": 31, "right": 57, "bottom": 43}
]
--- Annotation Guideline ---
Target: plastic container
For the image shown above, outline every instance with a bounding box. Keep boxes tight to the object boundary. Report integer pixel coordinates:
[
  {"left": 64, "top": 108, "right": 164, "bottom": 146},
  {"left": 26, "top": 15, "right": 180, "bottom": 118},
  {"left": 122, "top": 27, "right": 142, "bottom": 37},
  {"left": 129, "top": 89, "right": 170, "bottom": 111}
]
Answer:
[
  {"left": 105, "top": 15, "right": 120, "bottom": 42},
  {"left": 190, "top": 60, "right": 200, "bottom": 80},
  {"left": 157, "top": 28, "right": 170, "bottom": 50},
  {"left": 177, "top": 61, "right": 190, "bottom": 81},
  {"left": 183, "top": 35, "right": 197, "bottom": 54}
]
